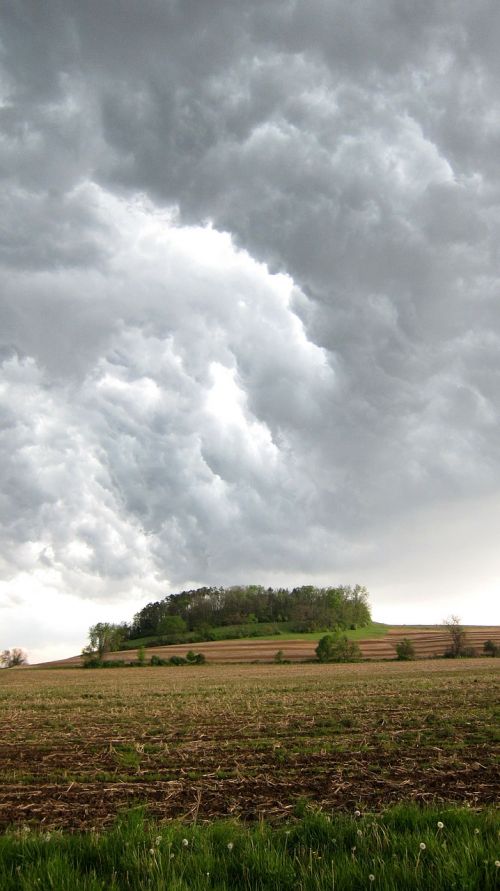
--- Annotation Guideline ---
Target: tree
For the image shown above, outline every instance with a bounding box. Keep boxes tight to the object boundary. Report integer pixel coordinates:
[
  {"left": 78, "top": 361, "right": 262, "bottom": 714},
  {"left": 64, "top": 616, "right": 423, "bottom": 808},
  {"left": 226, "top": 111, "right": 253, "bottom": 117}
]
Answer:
[
  {"left": 0, "top": 648, "right": 28, "bottom": 668},
  {"left": 316, "top": 633, "right": 361, "bottom": 663},
  {"left": 158, "top": 614, "right": 187, "bottom": 637},
  {"left": 395, "top": 638, "right": 415, "bottom": 661},
  {"left": 86, "top": 623, "right": 125, "bottom": 659},
  {"left": 443, "top": 615, "right": 466, "bottom": 658}
]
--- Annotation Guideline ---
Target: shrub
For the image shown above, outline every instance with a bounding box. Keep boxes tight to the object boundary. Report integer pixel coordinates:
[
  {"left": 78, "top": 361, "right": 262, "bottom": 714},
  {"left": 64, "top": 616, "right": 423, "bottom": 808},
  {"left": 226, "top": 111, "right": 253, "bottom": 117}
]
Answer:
[
  {"left": 316, "top": 634, "right": 361, "bottom": 663},
  {"left": 150, "top": 655, "right": 168, "bottom": 666},
  {"left": 186, "top": 651, "right": 206, "bottom": 664},
  {"left": 483, "top": 639, "right": 499, "bottom": 657},
  {"left": 82, "top": 656, "right": 103, "bottom": 669},
  {"left": 169, "top": 656, "right": 187, "bottom": 665},
  {"left": 395, "top": 638, "right": 415, "bottom": 661},
  {"left": 461, "top": 646, "right": 477, "bottom": 658}
]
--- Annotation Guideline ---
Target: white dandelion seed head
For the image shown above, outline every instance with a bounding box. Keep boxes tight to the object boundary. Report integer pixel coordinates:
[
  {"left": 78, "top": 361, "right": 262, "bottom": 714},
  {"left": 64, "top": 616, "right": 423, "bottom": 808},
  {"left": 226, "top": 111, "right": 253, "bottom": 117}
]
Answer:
[
  {"left": 437, "top": 822, "right": 444, "bottom": 829},
  {"left": 155, "top": 836, "right": 161, "bottom": 846},
  {"left": 357, "top": 829, "right": 363, "bottom": 837},
  {"left": 474, "top": 828, "right": 480, "bottom": 835},
  {"left": 182, "top": 838, "right": 189, "bottom": 847},
  {"left": 149, "top": 848, "right": 155, "bottom": 855},
  {"left": 419, "top": 842, "right": 426, "bottom": 851},
  {"left": 355, "top": 810, "right": 361, "bottom": 817},
  {"left": 227, "top": 842, "right": 234, "bottom": 851},
  {"left": 495, "top": 861, "right": 500, "bottom": 868},
  {"left": 369, "top": 876, "right": 375, "bottom": 883}
]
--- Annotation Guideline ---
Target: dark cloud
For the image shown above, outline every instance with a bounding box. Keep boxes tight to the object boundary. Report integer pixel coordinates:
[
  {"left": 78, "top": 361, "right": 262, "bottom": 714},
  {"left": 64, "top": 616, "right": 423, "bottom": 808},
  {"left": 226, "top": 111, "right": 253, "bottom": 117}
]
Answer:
[{"left": 0, "top": 1, "right": 499, "bottom": 653}]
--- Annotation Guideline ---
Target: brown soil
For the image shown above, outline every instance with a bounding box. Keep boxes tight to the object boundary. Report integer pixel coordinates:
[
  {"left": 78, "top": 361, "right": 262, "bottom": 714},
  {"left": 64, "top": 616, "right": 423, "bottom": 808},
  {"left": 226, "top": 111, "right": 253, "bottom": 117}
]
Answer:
[
  {"left": 37, "top": 625, "right": 500, "bottom": 667},
  {"left": 0, "top": 659, "right": 498, "bottom": 830}
]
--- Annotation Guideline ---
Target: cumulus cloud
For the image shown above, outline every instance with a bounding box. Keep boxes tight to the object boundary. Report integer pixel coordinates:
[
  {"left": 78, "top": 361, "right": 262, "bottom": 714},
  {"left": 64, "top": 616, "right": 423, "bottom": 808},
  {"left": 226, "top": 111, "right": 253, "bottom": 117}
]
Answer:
[{"left": 0, "top": 1, "right": 499, "bottom": 655}]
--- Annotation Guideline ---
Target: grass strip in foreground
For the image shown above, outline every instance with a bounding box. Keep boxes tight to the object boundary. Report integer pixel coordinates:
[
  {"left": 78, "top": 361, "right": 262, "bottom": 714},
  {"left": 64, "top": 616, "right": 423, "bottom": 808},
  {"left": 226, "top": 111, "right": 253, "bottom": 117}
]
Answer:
[{"left": 0, "top": 804, "right": 498, "bottom": 890}]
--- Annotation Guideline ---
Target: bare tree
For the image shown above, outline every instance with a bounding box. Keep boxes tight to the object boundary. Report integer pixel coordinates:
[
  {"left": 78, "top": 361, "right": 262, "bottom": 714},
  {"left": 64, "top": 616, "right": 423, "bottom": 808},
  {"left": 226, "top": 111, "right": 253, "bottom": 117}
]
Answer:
[
  {"left": 443, "top": 615, "right": 466, "bottom": 658},
  {"left": 0, "top": 648, "right": 28, "bottom": 668}
]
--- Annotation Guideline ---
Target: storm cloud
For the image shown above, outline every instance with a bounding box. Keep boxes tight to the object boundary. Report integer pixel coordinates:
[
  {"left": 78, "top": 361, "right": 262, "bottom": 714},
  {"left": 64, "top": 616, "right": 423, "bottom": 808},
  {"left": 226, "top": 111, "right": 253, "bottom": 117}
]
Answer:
[{"left": 1, "top": 1, "right": 499, "bottom": 658}]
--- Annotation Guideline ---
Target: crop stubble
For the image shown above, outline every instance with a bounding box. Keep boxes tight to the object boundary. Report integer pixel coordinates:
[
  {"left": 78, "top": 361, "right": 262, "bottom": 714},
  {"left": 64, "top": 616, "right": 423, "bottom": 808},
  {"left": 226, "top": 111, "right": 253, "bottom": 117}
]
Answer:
[{"left": 0, "top": 659, "right": 498, "bottom": 830}]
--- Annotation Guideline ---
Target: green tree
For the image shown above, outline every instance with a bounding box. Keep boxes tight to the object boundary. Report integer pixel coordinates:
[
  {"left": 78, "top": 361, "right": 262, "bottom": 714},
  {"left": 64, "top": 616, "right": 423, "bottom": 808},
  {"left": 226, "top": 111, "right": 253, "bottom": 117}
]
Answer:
[
  {"left": 316, "top": 633, "right": 361, "bottom": 663},
  {"left": 395, "top": 638, "right": 415, "bottom": 661},
  {"left": 0, "top": 648, "right": 28, "bottom": 668},
  {"left": 86, "top": 623, "right": 125, "bottom": 659},
  {"left": 158, "top": 615, "right": 187, "bottom": 637}
]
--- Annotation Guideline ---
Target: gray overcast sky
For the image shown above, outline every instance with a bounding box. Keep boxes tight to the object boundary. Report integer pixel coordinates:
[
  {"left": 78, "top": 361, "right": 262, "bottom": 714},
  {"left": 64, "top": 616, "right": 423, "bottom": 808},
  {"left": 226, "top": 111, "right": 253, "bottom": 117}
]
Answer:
[{"left": 1, "top": 0, "right": 499, "bottom": 662}]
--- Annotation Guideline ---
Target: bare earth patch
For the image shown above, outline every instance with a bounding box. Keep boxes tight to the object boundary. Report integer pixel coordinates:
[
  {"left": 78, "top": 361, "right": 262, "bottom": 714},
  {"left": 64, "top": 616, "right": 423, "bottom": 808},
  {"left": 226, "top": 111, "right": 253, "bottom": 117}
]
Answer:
[{"left": 0, "top": 659, "right": 498, "bottom": 830}]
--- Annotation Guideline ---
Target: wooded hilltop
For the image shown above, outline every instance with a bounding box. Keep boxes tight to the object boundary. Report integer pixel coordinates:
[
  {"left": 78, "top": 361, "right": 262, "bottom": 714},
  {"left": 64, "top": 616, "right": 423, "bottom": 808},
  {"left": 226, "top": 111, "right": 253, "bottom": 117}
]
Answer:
[{"left": 120, "top": 584, "right": 371, "bottom": 645}]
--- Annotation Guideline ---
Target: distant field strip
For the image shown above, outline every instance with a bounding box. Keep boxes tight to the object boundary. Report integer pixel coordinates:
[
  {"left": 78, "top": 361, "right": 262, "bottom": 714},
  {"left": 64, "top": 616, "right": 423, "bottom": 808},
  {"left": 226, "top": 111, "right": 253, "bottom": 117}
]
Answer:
[
  {"left": 0, "top": 659, "right": 498, "bottom": 830},
  {"left": 41, "top": 625, "right": 500, "bottom": 666}
]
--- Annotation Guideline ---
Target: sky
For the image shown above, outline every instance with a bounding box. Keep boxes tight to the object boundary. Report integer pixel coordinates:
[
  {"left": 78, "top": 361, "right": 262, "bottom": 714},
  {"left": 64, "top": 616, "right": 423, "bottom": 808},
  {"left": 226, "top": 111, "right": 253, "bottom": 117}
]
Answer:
[{"left": 1, "top": 1, "right": 499, "bottom": 663}]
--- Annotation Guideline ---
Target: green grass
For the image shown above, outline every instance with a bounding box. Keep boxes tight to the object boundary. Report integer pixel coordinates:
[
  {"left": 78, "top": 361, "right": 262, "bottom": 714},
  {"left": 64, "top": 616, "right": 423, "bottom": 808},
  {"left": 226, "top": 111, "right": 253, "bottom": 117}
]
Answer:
[
  {"left": 1, "top": 804, "right": 498, "bottom": 890},
  {"left": 124, "top": 622, "right": 389, "bottom": 649},
  {"left": 256, "top": 622, "right": 389, "bottom": 642}
]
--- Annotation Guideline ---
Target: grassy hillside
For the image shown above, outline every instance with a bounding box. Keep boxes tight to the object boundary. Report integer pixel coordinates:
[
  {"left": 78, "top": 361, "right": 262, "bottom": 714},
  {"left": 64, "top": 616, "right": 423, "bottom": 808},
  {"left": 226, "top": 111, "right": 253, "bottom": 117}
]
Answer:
[{"left": 121, "top": 621, "right": 388, "bottom": 650}]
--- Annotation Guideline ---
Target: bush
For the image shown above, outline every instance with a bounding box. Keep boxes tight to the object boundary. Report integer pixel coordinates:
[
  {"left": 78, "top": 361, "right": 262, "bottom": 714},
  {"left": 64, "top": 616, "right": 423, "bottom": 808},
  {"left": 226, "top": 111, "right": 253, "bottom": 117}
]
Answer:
[
  {"left": 316, "top": 634, "right": 361, "bottom": 663},
  {"left": 483, "top": 639, "right": 499, "bottom": 657},
  {"left": 395, "top": 638, "right": 415, "bottom": 661},
  {"left": 461, "top": 646, "right": 477, "bottom": 658},
  {"left": 82, "top": 656, "right": 103, "bottom": 668},
  {"left": 169, "top": 656, "right": 188, "bottom": 665},
  {"left": 150, "top": 655, "right": 168, "bottom": 666},
  {"left": 186, "top": 651, "right": 206, "bottom": 664}
]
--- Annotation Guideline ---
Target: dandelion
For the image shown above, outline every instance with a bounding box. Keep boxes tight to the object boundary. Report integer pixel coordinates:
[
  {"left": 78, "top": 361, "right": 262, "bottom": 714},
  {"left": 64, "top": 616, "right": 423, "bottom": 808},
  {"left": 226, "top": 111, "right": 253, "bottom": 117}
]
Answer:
[
  {"left": 495, "top": 861, "right": 500, "bottom": 868},
  {"left": 170, "top": 853, "right": 175, "bottom": 860},
  {"left": 182, "top": 838, "right": 189, "bottom": 847},
  {"left": 369, "top": 876, "right": 375, "bottom": 883},
  {"left": 474, "top": 828, "right": 480, "bottom": 835},
  {"left": 355, "top": 810, "right": 361, "bottom": 817},
  {"left": 227, "top": 842, "right": 234, "bottom": 851},
  {"left": 357, "top": 829, "right": 363, "bottom": 837},
  {"left": 419, "top": 843, "right": 426, "bottom": 851},
  {"left": 155, "top": 836, "right": 162, "bottom": 846},
  {"left": 149, "top": 848, "right": 155, "bottom": 855},
  {"left": 437, "top": 822, "right": 444, "bottom": 830}
]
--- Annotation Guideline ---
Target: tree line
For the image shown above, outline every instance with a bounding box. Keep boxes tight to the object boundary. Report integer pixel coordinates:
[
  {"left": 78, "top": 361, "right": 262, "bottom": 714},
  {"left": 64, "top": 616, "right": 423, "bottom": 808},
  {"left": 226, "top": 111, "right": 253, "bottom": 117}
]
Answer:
[{"left": 128, "top": 584, "right": 372, "bottom": 639}]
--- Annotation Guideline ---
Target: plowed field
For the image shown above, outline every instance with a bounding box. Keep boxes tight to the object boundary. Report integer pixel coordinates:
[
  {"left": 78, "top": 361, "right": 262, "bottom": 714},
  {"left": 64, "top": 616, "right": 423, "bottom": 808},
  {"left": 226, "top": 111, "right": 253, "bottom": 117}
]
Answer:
[
  {"left": 0, "top": 659, "right": 498, "bottom": 831},
  {"left": 39, "top": 625, "right": 500, "bottom": 667}
]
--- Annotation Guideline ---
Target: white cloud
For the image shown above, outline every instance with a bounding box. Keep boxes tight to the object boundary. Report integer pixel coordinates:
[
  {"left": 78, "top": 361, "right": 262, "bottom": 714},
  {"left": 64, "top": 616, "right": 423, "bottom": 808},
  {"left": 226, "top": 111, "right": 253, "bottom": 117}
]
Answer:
[{"left": 1, "top": 1, "right": 499, "bottom": 658}]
